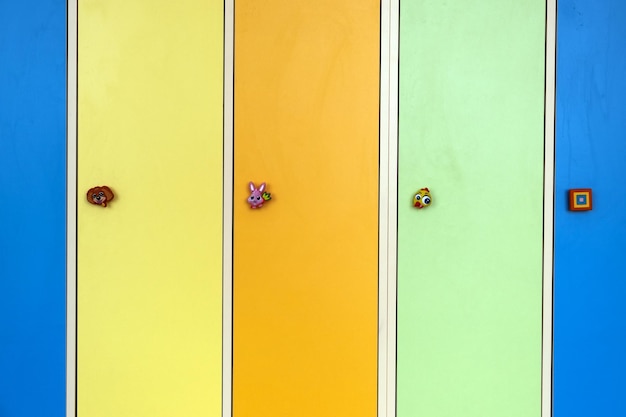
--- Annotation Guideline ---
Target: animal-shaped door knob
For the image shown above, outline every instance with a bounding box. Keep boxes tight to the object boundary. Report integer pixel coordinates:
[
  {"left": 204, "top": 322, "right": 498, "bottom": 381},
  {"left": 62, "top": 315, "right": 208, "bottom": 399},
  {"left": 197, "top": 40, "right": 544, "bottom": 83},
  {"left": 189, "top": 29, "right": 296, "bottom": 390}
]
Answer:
[
  {"left": 248, "top": 182, "right": 271, "bottom": 209},
  {"left": 87, "top": 186, "right": 114, "bottom": 207},
  {"left": 413, "top": 187, "right": 431, "bottom": 209}
]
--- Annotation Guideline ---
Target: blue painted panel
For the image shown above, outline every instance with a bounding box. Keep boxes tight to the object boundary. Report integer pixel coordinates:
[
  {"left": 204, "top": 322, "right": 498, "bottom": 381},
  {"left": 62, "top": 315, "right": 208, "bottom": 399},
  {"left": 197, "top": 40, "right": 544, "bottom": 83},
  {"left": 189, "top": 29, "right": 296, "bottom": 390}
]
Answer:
[
  {"left": 0, "top": 1, "right": 66, "bottom": 416},
  {"left": 554, "top": 1, "right": 626, "bottom": 416}
]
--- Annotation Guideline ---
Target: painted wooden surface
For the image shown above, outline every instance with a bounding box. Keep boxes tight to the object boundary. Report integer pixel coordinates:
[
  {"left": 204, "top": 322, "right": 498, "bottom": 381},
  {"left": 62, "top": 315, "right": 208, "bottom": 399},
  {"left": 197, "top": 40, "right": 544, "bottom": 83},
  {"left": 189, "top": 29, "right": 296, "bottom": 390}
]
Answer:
[
  {"left": 553, "top": 1, "right": 626, "bottom": 416},
  {"left": 0, "top": 1, "right": 66, "bottom": 416},
  {"left": 76, "top": 1, "right": 223, "bottom": 415},
  {"left": 397, "top": 1, "right": 546, "bottom": 416},
  {"left": 232, "top": 1, "right": 380, "bottom": 415}
]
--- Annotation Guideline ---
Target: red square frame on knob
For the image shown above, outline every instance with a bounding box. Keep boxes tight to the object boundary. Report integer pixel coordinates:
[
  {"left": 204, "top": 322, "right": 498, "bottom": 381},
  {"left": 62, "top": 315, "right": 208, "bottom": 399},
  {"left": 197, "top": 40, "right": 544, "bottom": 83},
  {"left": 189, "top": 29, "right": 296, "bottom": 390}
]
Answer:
[{"left": 569, "top": 188, "right": 592, "bottom": 211}]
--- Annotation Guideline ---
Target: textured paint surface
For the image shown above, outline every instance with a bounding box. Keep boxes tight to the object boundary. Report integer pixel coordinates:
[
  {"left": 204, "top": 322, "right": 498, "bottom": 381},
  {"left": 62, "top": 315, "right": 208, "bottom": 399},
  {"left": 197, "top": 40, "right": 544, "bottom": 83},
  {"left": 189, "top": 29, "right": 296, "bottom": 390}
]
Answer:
[
  {"left": 233, "top": 1, "right": 380, "bottom": 416},
  {"left": 553, "top": 1, "right": 626, "bottom": 416},
  {"left": 77, "top": 1, "right": 223, "bottom": 415},
  {"left": 0, "top": 1, "right": 66, "bottom": 416},
  {"left": 397, "top": 2, "right": 545, "bottom": 416}
]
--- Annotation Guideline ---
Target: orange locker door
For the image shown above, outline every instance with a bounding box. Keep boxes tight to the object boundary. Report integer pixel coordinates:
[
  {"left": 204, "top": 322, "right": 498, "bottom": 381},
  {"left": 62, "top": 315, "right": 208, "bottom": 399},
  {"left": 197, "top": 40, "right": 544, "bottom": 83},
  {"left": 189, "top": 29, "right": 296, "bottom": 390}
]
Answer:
[{"left": 232, "top": 1, "right": 380, "bottom": 416}]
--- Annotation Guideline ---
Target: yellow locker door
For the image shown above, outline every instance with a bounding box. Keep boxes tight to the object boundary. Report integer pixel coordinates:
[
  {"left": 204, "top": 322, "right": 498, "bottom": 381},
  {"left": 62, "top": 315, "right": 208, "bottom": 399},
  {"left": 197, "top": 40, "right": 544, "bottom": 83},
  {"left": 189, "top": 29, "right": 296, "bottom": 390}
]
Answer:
[
  {"left": 77, "top": 1, "right": 223, "bottom": 416},
  {"left": 233, "top": 1, "right": 380, "bottom": 416}
]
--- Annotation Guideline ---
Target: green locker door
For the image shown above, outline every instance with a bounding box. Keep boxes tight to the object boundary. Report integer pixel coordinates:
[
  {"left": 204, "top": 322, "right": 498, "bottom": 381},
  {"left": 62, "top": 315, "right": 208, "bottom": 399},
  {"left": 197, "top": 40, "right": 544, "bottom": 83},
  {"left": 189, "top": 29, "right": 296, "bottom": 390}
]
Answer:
[{"left": 397, "top": 1, "right": 547, "bottom": 416}]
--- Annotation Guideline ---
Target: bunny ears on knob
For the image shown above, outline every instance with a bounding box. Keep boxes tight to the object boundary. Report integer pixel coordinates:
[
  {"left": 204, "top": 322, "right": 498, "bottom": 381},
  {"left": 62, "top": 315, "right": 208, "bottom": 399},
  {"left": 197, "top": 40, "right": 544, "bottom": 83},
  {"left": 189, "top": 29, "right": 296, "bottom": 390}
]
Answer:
[{"left": 248, "top": 181, "right": 272, "bottom": 209}]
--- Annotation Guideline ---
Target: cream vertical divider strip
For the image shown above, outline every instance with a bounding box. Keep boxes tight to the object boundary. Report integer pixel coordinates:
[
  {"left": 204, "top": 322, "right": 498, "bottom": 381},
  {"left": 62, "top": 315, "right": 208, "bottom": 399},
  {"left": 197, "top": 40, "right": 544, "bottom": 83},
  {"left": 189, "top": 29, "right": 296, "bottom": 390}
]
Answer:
[
  {"left": 66, "top": 0, "right": 77, "bottom": 415},
  {"left": 379, "top": 0, "right": 399, "bottom": 416},
  {"left": 378, "top": 0, "right": 389, "bottom": 413},
  {"left": 223, "top": 0, "right": 234, "bottom": 416},
  {"left": 387, "top": 1, "right": 399, "bottom": 415},
  {"left": 542, "top": 0, "right": 556, "bottom": 416}
]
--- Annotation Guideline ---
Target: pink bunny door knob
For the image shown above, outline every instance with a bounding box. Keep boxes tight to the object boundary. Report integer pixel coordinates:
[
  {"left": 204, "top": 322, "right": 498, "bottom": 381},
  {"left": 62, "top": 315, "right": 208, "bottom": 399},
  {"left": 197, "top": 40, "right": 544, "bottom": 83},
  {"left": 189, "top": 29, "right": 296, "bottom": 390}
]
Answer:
[{"left": 248, "top": 182, "right": 271, "bottom": 209}]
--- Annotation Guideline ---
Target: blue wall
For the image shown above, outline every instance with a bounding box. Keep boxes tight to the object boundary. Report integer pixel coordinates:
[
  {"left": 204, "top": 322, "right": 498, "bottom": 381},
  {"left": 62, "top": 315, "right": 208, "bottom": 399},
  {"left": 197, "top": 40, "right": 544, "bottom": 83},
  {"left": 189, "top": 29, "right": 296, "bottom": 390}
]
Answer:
[
  {"left": 554, "top": 1, "right": 626, "bottom": 416},
  {"left": 0, "top": 1, "right": 67, "bottom": 416}
]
